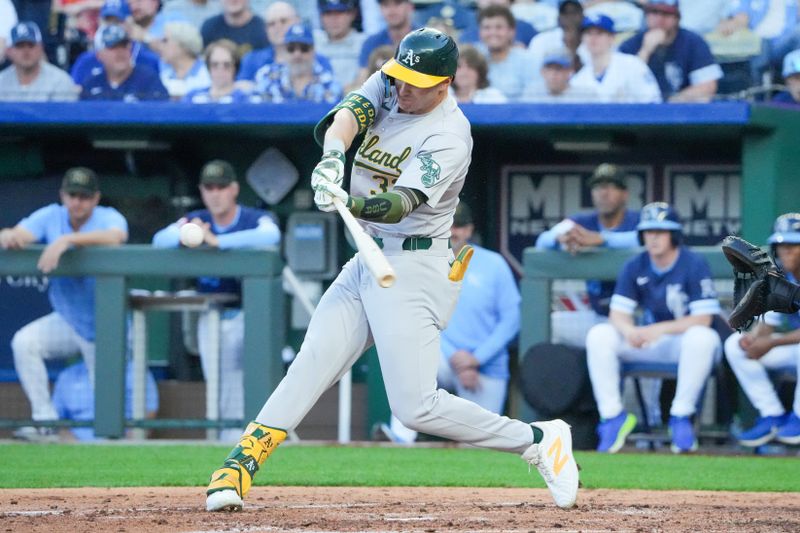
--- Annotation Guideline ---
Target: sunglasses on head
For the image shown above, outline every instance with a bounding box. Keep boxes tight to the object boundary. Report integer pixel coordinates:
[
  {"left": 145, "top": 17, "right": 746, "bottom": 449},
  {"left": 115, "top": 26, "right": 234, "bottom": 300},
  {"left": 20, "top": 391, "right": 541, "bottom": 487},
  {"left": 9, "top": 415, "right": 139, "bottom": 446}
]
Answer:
[{"left": 287, "top": 43, "right": 312, "bottom": 53}]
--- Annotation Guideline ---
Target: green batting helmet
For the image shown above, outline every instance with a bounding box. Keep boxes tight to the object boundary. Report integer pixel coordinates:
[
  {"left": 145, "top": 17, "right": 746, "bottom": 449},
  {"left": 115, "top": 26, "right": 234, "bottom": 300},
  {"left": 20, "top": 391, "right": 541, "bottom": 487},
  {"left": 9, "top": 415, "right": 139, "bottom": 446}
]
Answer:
[{"left": 381, "top": 27, "right": 458, "bottom": 88}]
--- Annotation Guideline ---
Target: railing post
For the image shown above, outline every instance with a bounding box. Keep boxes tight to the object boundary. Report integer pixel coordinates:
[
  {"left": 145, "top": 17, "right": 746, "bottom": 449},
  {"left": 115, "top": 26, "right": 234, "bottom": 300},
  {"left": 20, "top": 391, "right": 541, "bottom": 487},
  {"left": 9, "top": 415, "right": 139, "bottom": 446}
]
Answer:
[{"left": 94, "top": 275, "right": 127, "bottom": 438}]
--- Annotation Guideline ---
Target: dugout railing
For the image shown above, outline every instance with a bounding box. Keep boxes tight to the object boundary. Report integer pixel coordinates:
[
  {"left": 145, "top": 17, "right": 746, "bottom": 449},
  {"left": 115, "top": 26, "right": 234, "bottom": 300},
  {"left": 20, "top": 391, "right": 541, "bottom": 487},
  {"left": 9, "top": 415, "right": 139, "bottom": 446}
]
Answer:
[
  {"left": 0, "top": 245, "right": 285, "bottom": 438},
  {"left": 519, "top": 246, "right": 734, "bottom": 437}
]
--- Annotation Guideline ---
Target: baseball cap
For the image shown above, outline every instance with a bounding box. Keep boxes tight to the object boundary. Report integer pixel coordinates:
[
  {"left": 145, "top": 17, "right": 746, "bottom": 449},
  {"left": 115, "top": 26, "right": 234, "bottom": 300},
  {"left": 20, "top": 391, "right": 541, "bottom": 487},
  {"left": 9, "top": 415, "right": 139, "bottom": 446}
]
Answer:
[
  {"left": 587, "top": 163, "right": 626, "bottom": 189},
  {"left": 61, "top": 167, "right": 99, "bottom": 195},
  {"left": 318, "top": 0, "right": 355, "bottom": 13},
  {"left": 582, "top": 14, "right": 615, "bottom": 33},
  {"left": 542, "top": 47, "right": 573, "bottom": 68},
  {"left": 783, "top": 49, "right": 800, "bottom": 78},
  {"left": 453, "top": 202, "right": 473, "bottom": 227},
  {"left": 558, "top": 0, "right": 582, "bottom": 12},
  {"left": 10, "top": 22, "right": 43, "bottom": 46},
  {"left": 200, "top": 160, "right": 237, "bottom": 186},
  {"left": 100, "top": 0, "right": 131, "bottom": 21},
  {"left": 284, "top": 23, "right": 314, "bottom": 46},
  {"left": 97, "top": 24, "right": 130, "bottom": 49},
  {"left": 645, "top": 0, "right": 679, "bottom": 15}
]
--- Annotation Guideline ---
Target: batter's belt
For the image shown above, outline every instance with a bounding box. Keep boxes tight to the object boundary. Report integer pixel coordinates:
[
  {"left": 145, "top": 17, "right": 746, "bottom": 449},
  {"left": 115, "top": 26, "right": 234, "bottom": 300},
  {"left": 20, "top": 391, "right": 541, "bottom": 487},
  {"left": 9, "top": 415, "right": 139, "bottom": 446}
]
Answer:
[{"left": 372, "top": 236, "right": 451, "bottom": 251}]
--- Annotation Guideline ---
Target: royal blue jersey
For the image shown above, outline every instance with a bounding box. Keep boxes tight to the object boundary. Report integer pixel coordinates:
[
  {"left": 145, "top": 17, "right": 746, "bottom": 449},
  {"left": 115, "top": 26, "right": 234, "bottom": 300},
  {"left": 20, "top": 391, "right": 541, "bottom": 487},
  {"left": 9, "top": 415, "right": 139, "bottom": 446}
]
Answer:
[
  {"left": 151, "top": 205, "right": 280, "bottom": 298},
  {"left": 535, "top": 209, "right": 639, "bottom": 315},
  {"left": 70, "top": 42, "right": 160, "bottom": 85},
  {"left": 619, "top": 28, "right": 722, "bottom": 99},
  {"left": 80, "top": 64, "right": 169, "bottom": 101},
  {"left": 610, "top": 246, "right": 721, "bottom": 325}
]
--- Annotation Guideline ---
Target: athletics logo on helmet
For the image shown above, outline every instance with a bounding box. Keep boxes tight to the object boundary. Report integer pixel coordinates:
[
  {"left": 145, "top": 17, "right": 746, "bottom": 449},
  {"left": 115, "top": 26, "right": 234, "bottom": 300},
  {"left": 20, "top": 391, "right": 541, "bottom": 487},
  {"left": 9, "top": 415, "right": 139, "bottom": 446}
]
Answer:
[
  {"left": 768, "top": 213, "right": 800, "bottom": 245},
  {"left": 381, "top": 27, "right": 458, "bottom": 88}
]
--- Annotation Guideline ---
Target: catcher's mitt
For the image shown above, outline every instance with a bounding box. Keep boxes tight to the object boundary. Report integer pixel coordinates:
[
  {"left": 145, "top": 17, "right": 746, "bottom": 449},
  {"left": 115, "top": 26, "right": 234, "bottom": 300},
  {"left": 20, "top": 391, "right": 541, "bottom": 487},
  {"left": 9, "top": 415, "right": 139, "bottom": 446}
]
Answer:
[{"left": 722, "top": 235, "right": 800, "bottom": 330}]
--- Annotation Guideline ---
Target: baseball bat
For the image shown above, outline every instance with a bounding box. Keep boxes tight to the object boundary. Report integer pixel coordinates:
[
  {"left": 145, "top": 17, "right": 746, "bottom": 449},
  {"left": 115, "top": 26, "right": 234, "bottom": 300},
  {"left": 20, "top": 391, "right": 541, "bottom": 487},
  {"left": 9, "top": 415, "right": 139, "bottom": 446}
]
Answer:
[{"left": 332, "top": 197, "right": 396, "bottom": 288}]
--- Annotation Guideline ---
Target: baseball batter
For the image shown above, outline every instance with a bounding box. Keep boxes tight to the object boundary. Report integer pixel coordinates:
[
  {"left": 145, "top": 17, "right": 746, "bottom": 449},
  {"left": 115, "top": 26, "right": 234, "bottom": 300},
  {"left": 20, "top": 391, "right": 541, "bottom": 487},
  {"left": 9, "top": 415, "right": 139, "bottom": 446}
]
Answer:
[{"left": 205, "top": 27, "right": 578, "bottom": 513}]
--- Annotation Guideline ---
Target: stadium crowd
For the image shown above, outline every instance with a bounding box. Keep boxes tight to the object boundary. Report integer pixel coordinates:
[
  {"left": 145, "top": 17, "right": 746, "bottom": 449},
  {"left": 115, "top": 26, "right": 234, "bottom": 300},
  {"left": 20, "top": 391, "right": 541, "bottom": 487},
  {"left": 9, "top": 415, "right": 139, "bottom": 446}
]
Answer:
[{"left": 2, "top": 0, "right": 800, "bottom": 103}]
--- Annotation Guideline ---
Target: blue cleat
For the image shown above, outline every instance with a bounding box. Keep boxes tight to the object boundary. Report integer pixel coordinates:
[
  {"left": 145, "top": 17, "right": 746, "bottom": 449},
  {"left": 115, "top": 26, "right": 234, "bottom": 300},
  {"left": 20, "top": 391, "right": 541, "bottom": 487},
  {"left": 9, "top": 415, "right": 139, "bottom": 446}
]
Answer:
[
  {"left": 669, "top": 416, "right": 698, "bottom": 453},
  {"left": 736, "top": 415, "right": 785, "bottom": 447},
  {"left": 596, "top": 411, "right": 637, "bottom": 453},
  {"left": 776, "top": 412, "right": 800, "bottom": 445}
]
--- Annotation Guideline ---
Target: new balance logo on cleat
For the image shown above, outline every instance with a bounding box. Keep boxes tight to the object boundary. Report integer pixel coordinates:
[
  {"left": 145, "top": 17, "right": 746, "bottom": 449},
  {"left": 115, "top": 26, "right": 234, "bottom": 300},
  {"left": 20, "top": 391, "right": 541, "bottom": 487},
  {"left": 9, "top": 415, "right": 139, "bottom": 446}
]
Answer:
[
  {"left": 547, "top": 437, "right": 570, "bottom": 476},
  {"left": 522, "top": 419, "right": 579, "bottom": 509}
]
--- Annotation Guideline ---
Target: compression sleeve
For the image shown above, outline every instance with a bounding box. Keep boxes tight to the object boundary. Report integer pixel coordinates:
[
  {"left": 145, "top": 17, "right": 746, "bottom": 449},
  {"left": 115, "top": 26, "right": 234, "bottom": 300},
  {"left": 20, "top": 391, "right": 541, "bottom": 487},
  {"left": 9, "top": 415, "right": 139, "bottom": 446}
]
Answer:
[{"left": 347, "top": 187, "right": 427, "bottom": 224}]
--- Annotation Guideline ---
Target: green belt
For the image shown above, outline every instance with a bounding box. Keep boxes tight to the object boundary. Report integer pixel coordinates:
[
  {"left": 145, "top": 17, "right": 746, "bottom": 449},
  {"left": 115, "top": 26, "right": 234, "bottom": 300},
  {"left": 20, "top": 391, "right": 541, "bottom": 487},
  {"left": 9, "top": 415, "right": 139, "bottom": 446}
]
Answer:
[{"left": 372, "top": 237, "right": 444, "bottom": 251}]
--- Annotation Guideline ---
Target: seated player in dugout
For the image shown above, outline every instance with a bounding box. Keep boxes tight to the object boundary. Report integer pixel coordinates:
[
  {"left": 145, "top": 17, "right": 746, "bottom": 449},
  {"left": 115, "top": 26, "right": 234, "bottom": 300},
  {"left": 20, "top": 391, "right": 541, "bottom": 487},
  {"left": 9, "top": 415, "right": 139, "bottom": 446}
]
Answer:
[
  {"left": 535, "top": 163, "right": 640, "bottom": 348},
  {"left": 204, "top": 27, "right": 579, "bottom": 513},
  {"left": 724, "top": 213, "right": 800, "bottom": 447},
  {"left": 585, "top": 202, "right": 722, "bottom": 454}
]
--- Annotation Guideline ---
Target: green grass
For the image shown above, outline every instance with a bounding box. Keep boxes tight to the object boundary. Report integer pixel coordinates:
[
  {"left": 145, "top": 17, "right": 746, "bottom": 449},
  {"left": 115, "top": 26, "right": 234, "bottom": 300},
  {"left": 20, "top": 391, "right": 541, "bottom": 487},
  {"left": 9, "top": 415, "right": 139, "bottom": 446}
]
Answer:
[{"left": 3, "top": 444, "right": 799, "bottom": 491}]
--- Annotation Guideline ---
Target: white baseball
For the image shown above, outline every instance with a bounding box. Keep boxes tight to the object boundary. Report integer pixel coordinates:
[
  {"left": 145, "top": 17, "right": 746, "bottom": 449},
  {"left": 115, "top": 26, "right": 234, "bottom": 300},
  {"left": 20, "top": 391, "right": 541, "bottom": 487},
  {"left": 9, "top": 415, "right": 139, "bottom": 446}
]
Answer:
[{"left": 180, "top": 222, "right": 205, "bottom": 248}]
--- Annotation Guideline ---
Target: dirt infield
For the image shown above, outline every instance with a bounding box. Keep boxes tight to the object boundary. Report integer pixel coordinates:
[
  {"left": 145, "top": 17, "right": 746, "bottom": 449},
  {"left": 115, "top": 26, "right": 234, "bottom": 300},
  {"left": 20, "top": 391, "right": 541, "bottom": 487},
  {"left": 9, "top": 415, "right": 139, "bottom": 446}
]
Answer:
[{"left": 1, "top": 486, "right": 798, "bottom": 532}]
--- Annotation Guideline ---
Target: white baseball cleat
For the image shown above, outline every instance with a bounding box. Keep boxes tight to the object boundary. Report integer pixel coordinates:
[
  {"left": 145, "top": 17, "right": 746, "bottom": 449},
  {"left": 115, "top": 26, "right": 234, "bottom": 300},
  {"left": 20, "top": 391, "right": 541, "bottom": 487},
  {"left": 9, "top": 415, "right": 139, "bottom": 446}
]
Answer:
[
  {"left": 521, "top": 419, "right": 579, "bottom": 509},
  {"left": 206, "top": 489, "right": 243, "bottom": 512}
]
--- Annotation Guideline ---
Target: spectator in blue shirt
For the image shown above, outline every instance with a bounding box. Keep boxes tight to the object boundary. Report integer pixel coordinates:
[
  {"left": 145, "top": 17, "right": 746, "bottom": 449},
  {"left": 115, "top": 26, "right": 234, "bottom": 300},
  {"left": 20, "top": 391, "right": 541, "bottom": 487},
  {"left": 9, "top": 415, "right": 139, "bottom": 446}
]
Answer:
[
  {"left": 157, "top": 21, "right": 211, "bottom": 99},
  {"left": 152, "top": 160, "right": 280, "bottom": 441},
  {"left": 200, "top": 0, "right": 269, "bottom": 57},
  {"left": 385, "top": 202, "right": 521, "bottom": 444},
  {"left": 618, "top": 0, "right": 723, "bottom": 102},
  {"left": 476, "top": 5, "right": 536, "bottom": 101},
  {"left": 184, "top": 38, "right": 262, "bottom": 102},
  {"left": 459, "top": 0, "right": 538, "bottom": 48},
  {"left": 253, "top": 23, "right": 342, "bottom": 103},
  {"left": 773, "top": 49, "right": 800, "bottom": 105},
  {"left": 356, "top": 0, "right": 414, "bottom": 86},
  {"left": 0, "top": 167, "right": 128, "bottom": 441},
  {"left": 535, "top": 164, "right": 640, "bottom": 348},
  {"left": 52, "top": 360, "right": 159, "bottom": 441},
  {"left": 80, "top": 24, "right": 169, "bottom": 100},
  {"left": 70, "top": 0, "right": 161, "bottom": 85},
  {"left": 236, "top": 1, "right": 300, "bottom": 84}
]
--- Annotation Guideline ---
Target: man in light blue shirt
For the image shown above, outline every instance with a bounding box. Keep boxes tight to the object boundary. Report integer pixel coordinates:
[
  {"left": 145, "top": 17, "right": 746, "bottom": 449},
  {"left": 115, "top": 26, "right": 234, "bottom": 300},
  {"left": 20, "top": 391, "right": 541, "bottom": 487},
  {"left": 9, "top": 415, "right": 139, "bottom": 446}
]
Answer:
[
  {"left": 387, "top": 202, "right": 521, "bottom": 443},
  {"left": 0, "top": 167, "right": 128, "bottom": 440}
]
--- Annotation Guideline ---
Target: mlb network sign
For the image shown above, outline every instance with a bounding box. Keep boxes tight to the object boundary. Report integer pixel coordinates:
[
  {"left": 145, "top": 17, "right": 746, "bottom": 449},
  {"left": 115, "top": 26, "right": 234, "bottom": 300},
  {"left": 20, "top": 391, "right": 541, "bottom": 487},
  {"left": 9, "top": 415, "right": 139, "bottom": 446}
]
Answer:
[
  {"left": 499, "top": 165, "right": 741, "bottom": 273},
  {"left": 500, "top": 166, "right": 652, "bottom": 273},
  {"left": 665, "top": 166, "right": 741, "bottom": 245}
]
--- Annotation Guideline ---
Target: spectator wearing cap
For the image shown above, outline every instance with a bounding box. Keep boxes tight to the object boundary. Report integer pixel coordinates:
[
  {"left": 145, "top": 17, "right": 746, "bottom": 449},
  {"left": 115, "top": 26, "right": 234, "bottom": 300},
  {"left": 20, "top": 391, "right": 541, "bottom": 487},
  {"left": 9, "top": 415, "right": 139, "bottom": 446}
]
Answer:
[
  {"left": 80, "top": 24, "right": 169, "bottom": 100},
  {"left": 0, "top": 167, "right": 128, "bottom": 442},
  {"left": 157, "top": 21, "right": 211, "bottom": 98},
  {"left": 582, "top": 0, "right": 642, "bottom": 34},
  {"left": 253, "top": 22, "right": 341, "bottom": 103},
  {"left": 152, "top": 160, "right": 280, "bottom": 442},
  {"left": 411, "top": 0, "right": 475, "bottom": 36},
  {"left": 477, "top": 5, "right": 535, "bottom": 101},
  {"left": 313, "top": 0, "right": 366, "bottom": 91},
  {"left": 535, "top": 163, "right": 640, "bottom": 348},
  {"left": 460, "top": 0, "right": 538, "bottom": 48},
  {"left": 236, "top": 1, "right": 301, "bottom": 85},
  {"left": 773, "top": 49, "right": 800, "bottom": 105},
  {"left": 570, "top": 14, "right": 662, "bottom": 103},
  {"left": 356, "top": 0, "right": 414, "bottom": 86},
  {"left": 451, "top": 44, "right": 508, "bottom": 103},
  {"left": 162, "top": 0, "right": 222, "bottom": 30},
  {"left": 201, "top": 0, "right": 269, "bottom": 57},
  {"left": 618, "top": 0, "right": 723, "bottom": 102},
  {"left": 184, "top": 38, "right": 261, "bottom": 101},
  {"left": 70, "top": 0, "right": 161, "bottom": 85},
  {"left": 526, "top": 0, "right": 590, "bottom": 75},
  {"left": 0, "top": 0, "right": 19, "bottom": 64},
  {"left": 0, "top": 22, "right": 78, "bottom": 101},
  {"left": 384, "top": 201, "right": 521, "bottom": 444},
  {"left": 520, "top": 46, "right": 586, "bottom": 102}
]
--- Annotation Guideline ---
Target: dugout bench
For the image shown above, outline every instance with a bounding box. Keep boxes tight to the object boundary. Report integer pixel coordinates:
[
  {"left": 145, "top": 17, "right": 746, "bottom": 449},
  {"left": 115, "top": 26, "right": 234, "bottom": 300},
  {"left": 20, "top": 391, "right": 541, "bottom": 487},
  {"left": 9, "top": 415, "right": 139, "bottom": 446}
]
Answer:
[
  {"left": 520, "top": 246, "right": 734, "bottom": 445},
  {"left": 0, "top": 245, "right": 285, "bottom": 438}
]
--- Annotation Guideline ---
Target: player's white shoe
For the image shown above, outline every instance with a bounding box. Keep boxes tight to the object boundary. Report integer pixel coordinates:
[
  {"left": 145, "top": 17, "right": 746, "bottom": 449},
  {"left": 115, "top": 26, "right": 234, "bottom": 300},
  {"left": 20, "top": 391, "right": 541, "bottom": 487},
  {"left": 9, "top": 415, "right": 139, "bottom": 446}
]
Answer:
[
  {"left": 521, "top": 419, "right": 579, "bottom": 509},
  {"left": 206, "top": 489, "right": 243, "bottom": 512}
]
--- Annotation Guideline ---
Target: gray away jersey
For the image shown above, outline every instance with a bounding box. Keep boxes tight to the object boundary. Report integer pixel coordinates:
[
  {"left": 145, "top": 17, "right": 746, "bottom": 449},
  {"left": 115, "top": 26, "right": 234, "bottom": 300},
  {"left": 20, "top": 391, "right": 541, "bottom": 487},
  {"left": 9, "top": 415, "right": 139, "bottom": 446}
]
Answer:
[{"left": 350, "top": 71, "right": 473, "bottom": 239}]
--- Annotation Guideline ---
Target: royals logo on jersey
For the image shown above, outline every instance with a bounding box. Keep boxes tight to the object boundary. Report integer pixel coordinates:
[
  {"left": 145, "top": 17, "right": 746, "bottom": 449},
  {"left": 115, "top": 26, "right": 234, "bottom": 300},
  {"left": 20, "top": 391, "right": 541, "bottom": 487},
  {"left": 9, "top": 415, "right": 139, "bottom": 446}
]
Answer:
[{"left": 609, "top": 246, "right": 721, "bottom": 325}]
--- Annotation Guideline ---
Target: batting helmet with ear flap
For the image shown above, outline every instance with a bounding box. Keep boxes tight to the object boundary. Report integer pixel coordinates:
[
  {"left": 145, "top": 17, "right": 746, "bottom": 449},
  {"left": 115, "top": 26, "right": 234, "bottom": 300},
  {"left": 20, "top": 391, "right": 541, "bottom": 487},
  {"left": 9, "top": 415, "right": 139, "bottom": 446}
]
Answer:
[
  {"left": 380, "top": 27, "right": 458, "bottom": 88},
  {"left": 636, "top": 201, "right": 682, "bottom": 246}
]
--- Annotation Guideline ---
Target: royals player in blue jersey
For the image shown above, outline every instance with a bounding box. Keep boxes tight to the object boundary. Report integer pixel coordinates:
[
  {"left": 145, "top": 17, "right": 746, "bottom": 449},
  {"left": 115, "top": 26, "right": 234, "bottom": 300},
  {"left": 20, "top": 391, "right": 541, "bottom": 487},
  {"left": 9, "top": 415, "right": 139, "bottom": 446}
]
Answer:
[
  {"left": 585, "top": 202, "right": 722, "bottom": 453},
  {"left": 536, "top": 164, "right": 640, "bottom": 347},
  {"left": 152, "top": 160, "right": 280, "bottom": 441},
  {"left": 724, "top": 213, "right": 800, "bottom": 447}
]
